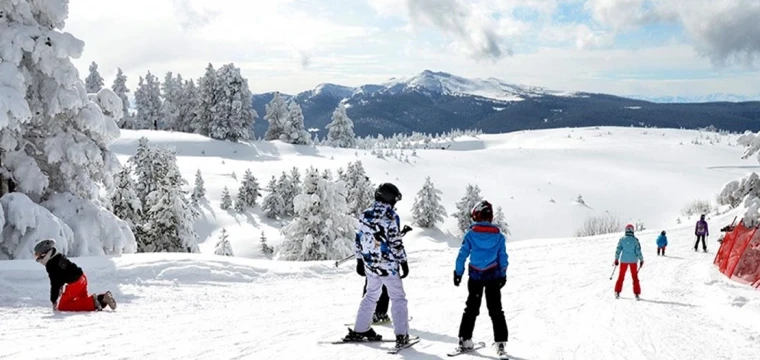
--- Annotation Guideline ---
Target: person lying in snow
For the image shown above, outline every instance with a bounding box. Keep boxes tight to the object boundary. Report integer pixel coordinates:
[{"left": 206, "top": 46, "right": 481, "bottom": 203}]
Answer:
[
  {"left": 34, "top": 239, "right": 117, "bottom": 312},
  {"left": 656, "top": 230, "right": 668, "bottom": 256}
]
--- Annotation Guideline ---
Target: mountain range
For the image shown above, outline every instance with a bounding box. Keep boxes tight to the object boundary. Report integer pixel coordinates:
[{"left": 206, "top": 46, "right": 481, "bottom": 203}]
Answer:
[{"left": 251, "top": 70, "right": 760, "bottom": 138}]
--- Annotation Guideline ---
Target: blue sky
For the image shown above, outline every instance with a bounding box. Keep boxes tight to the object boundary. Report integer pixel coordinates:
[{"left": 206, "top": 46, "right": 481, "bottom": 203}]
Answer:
[{"left": 66, "top": 0, "right": 760, "bottom": 98}]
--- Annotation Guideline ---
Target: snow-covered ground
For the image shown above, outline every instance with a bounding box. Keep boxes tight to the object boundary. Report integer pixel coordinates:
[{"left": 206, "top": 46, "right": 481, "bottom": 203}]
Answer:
[{"left": 2, "top": 126, "right": 759, "bottom": 360}]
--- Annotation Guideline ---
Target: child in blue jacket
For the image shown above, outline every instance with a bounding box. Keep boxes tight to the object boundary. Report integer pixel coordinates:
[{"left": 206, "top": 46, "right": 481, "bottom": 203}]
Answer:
[
  {"left": 453, "top": 200, "right": 509, "bottom": 356},
  {"left": 656, "top": 230, "right": 668, "bottom": 256}
]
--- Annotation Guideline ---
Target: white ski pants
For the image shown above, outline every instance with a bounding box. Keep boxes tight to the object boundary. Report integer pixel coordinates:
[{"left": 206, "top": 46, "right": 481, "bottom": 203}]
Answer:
[{"left": 354, "top": 272, "right": 409, "bottom": 336}]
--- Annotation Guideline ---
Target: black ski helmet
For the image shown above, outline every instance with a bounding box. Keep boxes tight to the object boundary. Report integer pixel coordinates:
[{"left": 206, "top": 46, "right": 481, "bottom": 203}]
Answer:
[{"left": 375, "top": 183, "right": 402, "bottom": 205}]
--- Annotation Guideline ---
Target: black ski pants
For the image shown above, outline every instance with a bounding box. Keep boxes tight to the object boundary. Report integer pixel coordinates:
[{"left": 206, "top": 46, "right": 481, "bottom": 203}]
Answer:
[
  {"left": 458, "top": 279, "right": 509, "bottom": 342},
  {"left": 363, "top": 277, "right": 389, "bottom": 315},
  {"left": 694, "top": 234, "right": 706, "bottom": 251}
]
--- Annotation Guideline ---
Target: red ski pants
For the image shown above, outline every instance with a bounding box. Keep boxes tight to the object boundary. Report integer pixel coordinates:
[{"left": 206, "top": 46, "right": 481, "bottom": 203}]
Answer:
[
  {"left": 57, "top": 274, "right": 96, "bottom": 312},
  {"left": 614, "top": 263, "right": 641, "bottom": 295}
]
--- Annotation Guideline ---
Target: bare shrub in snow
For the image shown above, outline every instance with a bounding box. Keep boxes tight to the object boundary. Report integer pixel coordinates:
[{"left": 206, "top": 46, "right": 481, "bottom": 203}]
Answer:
[
  {"left": 681, "top": 199, "right": 712, "bottom": 217},
  {"left": 412, "top": 176, "right": 446, "bottom": 228},
  {"left": 0, "top": 193, "right": 74, "bottom": 260},
  {"left": 214, "top": 228, "right": 233, "bottom": 256},
  {"left": 574, "top": 213, "right": 622, "bottom": 237},
  {"left": 278, "top": 178, "right": 355, "bottom": 261}
]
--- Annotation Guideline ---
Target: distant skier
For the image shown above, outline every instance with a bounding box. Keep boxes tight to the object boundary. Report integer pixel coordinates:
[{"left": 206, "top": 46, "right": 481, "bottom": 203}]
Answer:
[
  {"left": 695, "top": 214, "right": 709, "bottom": 252},
  {"left": 33, "top": 239, "right": 117, "bottom": 312},
  {"left": 614, "top": 224, "right": 644, "bottom": 299},
  {"left": 453, "top": 200, "right": 509, "bottom": 357},
  {"left": 656, "top": 230, "right": 668, "bottom": 256},
  {"left": 346, "top": 183, "right": 411, "bottom": 349}
]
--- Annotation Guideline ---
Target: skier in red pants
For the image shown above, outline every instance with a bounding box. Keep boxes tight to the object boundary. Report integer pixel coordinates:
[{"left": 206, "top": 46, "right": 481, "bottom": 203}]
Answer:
[
  {"left": 613, "top": 224, "right": 644, "bottom": 299},
  {"left": 34, "top": 239, "right": 117, "bottom": 312}
]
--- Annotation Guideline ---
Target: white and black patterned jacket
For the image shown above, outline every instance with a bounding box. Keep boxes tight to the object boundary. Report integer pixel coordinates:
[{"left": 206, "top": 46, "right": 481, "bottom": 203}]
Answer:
[{"left": 355, "top": 201, "right": 407, "bottom": 276}]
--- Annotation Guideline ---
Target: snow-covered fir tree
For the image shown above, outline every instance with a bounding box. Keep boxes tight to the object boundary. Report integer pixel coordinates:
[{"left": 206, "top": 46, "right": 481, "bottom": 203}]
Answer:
[
  {"left": 326, "top": 103, "right": 356, "bottom": 148},
  {"left": 161, "top": 72, "right": 181, "bottom": 130},
  {"left": 236, "top": 169, "right": 261, "bottom": 209},
  {"left": 85, "top": 61, "right": 104, "bottom": 93},
  {"left": 214, "top": 228, "right": 234, "bottom": 256},
  {"left": 0, "top": 0, "right": 137, "bottom": 258},
  {"left": 260, "top": 232, "right": 274, "bottom": 256},
  {"left": 138, "top": 148, "right": 199, "bottom": 253},
  {"left": 194, "top": 63, "right": 217, "bottom": 136},
  {"left": 111, "top": 68, "right": 133, "bottom": 129},
  {"left": 301, "top": 166, "right": 321, "bottom": 195},
  {"left": 264, "top": 92, "right": 288, "bottom": 141},
  {"left": 412, "top": 176, "right": 446, "bottom": 228},
  {"left": 134, "top": 72, "right": 162, "bottom": 130},
  {"left": 284, "top": 100, "right": 311, "bottom": 145},
  {"left": 261, "top": 176, "right": 286, "bottom": 219},
  {"left": 344, "top": 161, "right": 374, "bottom": 216},
  {"left": 453, "top": 184, "right": 483, "bottom": 233},
  {"left": 275, "top": 172, "right": 294, "bottom": 216},
  {"left": 493, "top": 206, "right": 510, "bottom": 235},
  {"left": 129, "top": 137, "right": 161, "bottom": 203},
  {"left": 209, "top": 63, "right": 257, "bottom": 142},
  {"left": 279, "top": 177, "right": 356, "bottom": 261},
  {"left": 220, "top": 186, "right": 232, "bottom": 210},
  {"left": 176, "top": 79, "right": 199, "bottom": 133},
  {"left": 109, "top": 166, "right": 142, "bottom": 231},
  {"left": 322, "top": 168, "right": 333, "bottom": 180},
  {"left": 192, "top": 169, "right": 206, "bottom": 202}
]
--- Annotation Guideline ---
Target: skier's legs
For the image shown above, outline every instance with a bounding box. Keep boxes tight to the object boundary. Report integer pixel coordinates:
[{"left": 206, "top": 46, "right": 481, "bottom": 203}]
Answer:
[
  {"left": 484, "top": 280, "right": 508, "bottom": 342},
  {"left": 699, "top": 235, "right": 707, "bottom": 251},
  {"left": 662, "top": 246, "right": 666, "bottom": 256},
  {"left": 376, "top": 285, "right": 389, "bottom": 315},
  {"left": 458, "top": 280, "right": 485, "bottom": 340},
  {"left": 381, "top": 274, "right": 409, "bottom": 336},
  {"left": 657, "top": 247, "right": 661, "bottom": 256},
  {"left": 614, "top": 263, "right": 629, "bottom": 293},
  {"left": 630, "top": 263, "right": 641, "bottom": 295},
  {"left": 57, "top": 275, "right": 96, "bottom": 312},
  {"left": 354, "top": 273, "right": 382, "bottom": 332}
]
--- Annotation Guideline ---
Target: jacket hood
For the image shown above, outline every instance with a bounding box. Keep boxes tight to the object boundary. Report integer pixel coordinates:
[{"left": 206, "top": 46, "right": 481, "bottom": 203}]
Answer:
[{"left": 469, "top": 222, "right": 503, "bottom": 249}]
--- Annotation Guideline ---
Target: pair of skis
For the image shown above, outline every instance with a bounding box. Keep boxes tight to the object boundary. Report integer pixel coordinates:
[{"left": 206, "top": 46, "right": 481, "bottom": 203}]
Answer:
[
  {"left": 447, "top": 342, "right": 509, "bottom": 359},
  {"left": 319, "top": 331, "right": 420, "bottom": 354}
]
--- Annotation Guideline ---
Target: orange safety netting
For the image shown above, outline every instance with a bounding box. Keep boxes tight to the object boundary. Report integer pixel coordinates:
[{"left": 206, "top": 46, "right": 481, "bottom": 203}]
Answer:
[{"left": 714, "top": 220, "right": 760, "bottom": 288}]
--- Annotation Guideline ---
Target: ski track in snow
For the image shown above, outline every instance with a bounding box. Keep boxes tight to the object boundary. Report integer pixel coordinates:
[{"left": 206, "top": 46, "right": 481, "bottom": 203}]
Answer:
[{"left": 2, "top": 221, "right": 759, "bottom": 360}]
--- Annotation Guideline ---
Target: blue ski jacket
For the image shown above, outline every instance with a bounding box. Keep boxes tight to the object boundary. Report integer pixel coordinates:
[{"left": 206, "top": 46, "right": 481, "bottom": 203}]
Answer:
[
  {"left": 656, "top": 234, "right": 668, "bottom": 247},
  {"left": 615, "top": 230, "right": 643, "bottom": 264},
  {"left": 455, "top": 222, "right": 508, "bottom": 281}
]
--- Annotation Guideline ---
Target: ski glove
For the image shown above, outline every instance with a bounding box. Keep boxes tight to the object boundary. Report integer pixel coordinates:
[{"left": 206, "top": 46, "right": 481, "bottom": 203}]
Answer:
[
  {"left": 498, "top": 277, "right": 507, "bottom": 288},
  {"left": 356, "top": 259, "right": 366, "bottom": 277},
  {"left": 639, "top": 261, "right": 644, "bottom": 269},
  {"left": 614, "top": 260, "right": 619, "bottom": 266},
  {"left": 453, "top": 271, "right": 462, "bottom": 287},
  {"left": 400, "top": 262, "right": 409, "bottom": 279}
]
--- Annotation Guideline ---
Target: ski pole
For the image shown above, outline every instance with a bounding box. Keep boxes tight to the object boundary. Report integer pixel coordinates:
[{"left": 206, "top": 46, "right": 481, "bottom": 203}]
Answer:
[
  {"left": 335, "top": 255, "right": 354, "bottom": 268},
  {"left": 609, "top": 264, "right": 618, "bottom": 280}
]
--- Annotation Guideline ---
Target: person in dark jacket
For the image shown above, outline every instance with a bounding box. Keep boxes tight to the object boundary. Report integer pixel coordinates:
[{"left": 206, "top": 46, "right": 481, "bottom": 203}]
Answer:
[
  {"left": 34, "top": 239, "right": 117, "bottom": 312},
  {"left": 695, "top": 214, "right": 709, "bottom": 252},
  {"left": 453, "top": 200, "right": 509, "bottom": 356}
]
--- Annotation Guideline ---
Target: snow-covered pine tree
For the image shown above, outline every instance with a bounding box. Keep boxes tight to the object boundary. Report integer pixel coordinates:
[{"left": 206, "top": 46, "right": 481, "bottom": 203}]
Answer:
[
  {"left": 0, "top": 0, "right": 137, "bottom": 258},
  {"left": 214, "top": 228, "right": 234, "bottom": 256},
  {"left": 412, "top": 176, "right": 446, "bottom": 228},
  {"left": 109, "top": 165, "right": 142, "bottom": 231},
  {"left": 284, "top": 100, "right": 311, "bottom": 145},
  {"left": 344, "top": 161, "right": 374, "bottom": 216},
  {"left": 326, "top": 103, "right": 356, "bottom": 148},
  {"left": 279, "top": 178, "right": 355, "bottom": 261},
  {"left": 139, "top": 148, "right": 199, "bottom": 253},
  {"left": 260, "top": 231, "right": 273, "bottom": 256},
  {"left": 453, "top": 184, "right": 483, "bottom": 233},
  {"left": 264, "top": 92, "right": 288, "bottom": 141},
  {"left": 85, "top": 61, "right": 104, "bottom": 93},
  {"left": 194, "top": 63, "right": 217, "bottom": 136},
  {"left": 209, "top": 63, "right": 257, "bottom": 142},
  {"left": 129, "top": 137, "right": 161, "bottom": 204},
  {"left": 111, "top": 68, "right": 133, "bottom": 129},
  {"left": 236, "top": 169, "right": 261, "bottom": 209},
  {"left": 192, "top": 169, "right": 206, "bottom": 202},
  {"left": 322, "top": 169, "right": 333, "bottom": 180},
  {"left": 175, "top": 79, "right": 199, "bottom": 133},
  {"left": 134, "top": 71, "right": 162, "bottom": 130},
  {"left": 220, "top": 186, "right": 232, "bottom": 210},
  {"left": 301, "top": 166, "right": 321, "bottom": 195},
  {"left": 261, "top": 176, "right": 286, "bottom": 219},
  {"left": 161, "top": 72, "right": 181, "bottom": 130},
  {"left": 493, "top": 206, "right": 510, "bottom": 235}
]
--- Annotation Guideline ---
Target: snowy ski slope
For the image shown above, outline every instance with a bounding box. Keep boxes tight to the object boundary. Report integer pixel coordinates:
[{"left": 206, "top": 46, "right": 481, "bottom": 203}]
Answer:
[{"left": 2, "top": 127, "right": 760, "bottom": 359}]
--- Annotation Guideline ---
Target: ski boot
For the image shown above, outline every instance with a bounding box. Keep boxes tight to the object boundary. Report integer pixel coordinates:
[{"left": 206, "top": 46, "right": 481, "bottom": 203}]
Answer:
[
  {"left": 343, "top": 328, "right": 382, "bottom": 342},
  {"left": 635, "top": 294, "right": 640, "bottom": 301},
  {"left": 495, "top": 341, "right": 508, "bottom": 359},
  {"left": 458, "top": 337, "right": 475, "bottom": 351},
  {"left": 615, "top": 292, "right": 620, "bottom": 299},
  {"left": 373, "top": 313, "right": 391, "bottom": 324},
  {"left": 395, "top": 334, "right": 410, "bottom": 348},
  {"left": 96, "top": 291, "right": 117, "bottom": 310}
]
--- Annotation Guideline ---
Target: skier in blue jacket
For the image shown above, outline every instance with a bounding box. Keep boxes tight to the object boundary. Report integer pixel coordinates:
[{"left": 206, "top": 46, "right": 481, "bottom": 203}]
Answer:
[
  {"left": 453, "top": 200, "right": 509, "bottom": 356},
  {"left": 614, "top": 224, "right": 644, "bottom": 299},
  {"left": 656, "top": 230, "right": 668, "bottom": 256}
]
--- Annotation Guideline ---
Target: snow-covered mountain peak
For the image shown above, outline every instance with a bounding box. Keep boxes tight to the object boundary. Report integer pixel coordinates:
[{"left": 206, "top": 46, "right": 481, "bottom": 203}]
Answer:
[{"left": 312, "top": 83, "right": 355, "bottom": 99}]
